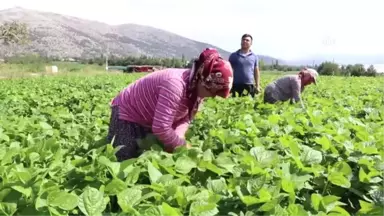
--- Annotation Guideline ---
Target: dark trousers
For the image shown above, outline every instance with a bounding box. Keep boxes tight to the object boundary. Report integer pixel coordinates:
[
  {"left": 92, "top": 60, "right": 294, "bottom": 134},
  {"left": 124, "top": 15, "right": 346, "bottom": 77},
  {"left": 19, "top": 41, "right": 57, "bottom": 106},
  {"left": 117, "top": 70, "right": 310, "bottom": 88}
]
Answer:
[{"left": 231, "top": 84, "right": 256, "bottom": 97}]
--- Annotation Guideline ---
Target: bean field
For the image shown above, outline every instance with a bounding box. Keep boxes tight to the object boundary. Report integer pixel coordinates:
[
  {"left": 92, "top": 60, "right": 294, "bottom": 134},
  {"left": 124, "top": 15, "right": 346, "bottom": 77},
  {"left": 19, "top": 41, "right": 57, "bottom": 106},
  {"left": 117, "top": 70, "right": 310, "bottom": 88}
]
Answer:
[{"left": 0, "top": 72, "right": 383, "bottom": 216}]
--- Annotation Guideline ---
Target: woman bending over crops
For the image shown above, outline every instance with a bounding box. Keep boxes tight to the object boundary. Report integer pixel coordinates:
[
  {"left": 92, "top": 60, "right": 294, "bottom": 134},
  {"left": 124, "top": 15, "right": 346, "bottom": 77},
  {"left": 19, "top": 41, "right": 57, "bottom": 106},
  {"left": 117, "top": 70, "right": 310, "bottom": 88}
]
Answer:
[
  {"left": 263, "top": 68, "right": 318, "bottom": 106},
  {"left": 107, "top": 48, "right": 233, "bottom": 161}
]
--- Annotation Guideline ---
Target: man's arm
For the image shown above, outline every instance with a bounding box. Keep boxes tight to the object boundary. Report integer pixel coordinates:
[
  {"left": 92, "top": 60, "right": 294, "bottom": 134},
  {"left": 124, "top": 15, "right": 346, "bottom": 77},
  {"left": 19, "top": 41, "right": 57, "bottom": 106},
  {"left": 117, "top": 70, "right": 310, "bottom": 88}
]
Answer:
[{"left": 254, "top": 56, "right": 261, "bottom": 92}]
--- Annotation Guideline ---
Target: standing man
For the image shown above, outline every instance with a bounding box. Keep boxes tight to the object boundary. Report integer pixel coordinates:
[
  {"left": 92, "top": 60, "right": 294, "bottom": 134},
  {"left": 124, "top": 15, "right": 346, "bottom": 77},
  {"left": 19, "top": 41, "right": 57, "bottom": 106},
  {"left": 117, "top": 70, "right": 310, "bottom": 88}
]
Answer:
[{"left": 228, "top": 34, "right": 261, "bottom": 97}]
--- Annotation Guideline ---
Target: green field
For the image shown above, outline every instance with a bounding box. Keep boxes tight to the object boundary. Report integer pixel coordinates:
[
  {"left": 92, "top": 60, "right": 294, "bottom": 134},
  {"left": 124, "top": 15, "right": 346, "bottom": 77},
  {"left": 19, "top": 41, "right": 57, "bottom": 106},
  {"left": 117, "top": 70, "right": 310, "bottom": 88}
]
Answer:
[
  {"left": 0, "top": 63, "right": 106, "bottom": 79},
  {"left": 0, "top": 71, "right": 383, "bottom": 216}
]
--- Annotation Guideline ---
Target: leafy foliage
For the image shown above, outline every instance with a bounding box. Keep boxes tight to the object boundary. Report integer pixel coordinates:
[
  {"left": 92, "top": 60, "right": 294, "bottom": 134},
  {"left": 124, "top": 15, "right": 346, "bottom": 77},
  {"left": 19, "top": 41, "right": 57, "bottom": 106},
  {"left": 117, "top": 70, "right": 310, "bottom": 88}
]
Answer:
[
  {"left": 319, "top": 62, "right": 378, "bottom": 77},
  {"left": 317, "top": 62, "right": 340, "bottom": 76},
  {"left": 0, "top": 73, "right": 383, "bottom": 216},
  {"left": 366, "top": 65, "right": 378, "bottom": 77},
  {"left": 0, "top": 21, "right": 29, "bottom": 45}
]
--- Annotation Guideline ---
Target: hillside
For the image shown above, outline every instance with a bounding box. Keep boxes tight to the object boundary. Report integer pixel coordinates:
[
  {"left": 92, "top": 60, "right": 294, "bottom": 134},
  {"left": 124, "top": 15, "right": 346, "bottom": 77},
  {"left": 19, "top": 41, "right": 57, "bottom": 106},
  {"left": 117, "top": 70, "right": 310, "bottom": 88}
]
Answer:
[{"left": 0, "top": 7, "right": 280, "bottom": 64}]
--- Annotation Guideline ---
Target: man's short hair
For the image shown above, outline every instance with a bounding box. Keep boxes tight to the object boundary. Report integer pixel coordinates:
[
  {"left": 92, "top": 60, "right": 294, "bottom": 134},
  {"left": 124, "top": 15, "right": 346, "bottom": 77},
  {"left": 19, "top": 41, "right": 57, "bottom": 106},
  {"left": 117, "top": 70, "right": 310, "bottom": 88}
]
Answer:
[{"left": 241, "top": 34, "right": 253, "bottom": 41}]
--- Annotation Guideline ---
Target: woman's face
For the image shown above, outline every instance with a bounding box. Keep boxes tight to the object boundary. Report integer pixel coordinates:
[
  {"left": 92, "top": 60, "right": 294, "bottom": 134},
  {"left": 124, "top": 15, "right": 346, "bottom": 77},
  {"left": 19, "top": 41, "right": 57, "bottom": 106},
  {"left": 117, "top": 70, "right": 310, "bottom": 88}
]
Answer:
[
  {"left": 197, "top": 81, "right": 215, "bottom": 98},
  {"left": 301, "top": 73, "right": 315, "bottom": 86}
]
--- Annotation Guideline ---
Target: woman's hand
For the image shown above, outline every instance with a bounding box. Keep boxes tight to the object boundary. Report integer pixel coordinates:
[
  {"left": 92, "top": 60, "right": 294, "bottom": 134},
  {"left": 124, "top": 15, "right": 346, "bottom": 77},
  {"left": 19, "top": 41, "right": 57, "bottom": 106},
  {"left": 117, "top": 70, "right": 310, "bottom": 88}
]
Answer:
[{"left": 185, "top": 143, "right": 192, "bottom": 149}]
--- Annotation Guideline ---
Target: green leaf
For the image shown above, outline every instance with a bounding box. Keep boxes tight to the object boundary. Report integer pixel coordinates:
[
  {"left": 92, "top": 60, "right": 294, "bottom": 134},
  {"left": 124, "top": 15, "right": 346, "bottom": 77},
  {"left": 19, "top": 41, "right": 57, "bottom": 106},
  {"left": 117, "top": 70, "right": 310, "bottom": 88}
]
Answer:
[
  {"left": 117, "top": 188, "right": 142, "bottom": 212},
  {"left": 311, "top": 193, "right": 322, "bottom": 211},
  {"left": 328, "top": 173, "right": 351, "bottom": 188},
  {"left": 147, "top": 162, "right": 162, "bottom": 183},
  {"left": 315, "top": 136, "right": 331, "bottom": 151},
  {"left": 287, "top": 204, "right": 308, "bottom": 216},
  {"left": 35, "top": 196, "right": 47, "bottom": 210},
  {"left": 16, "top": 171, "right": 32, "bottom": 184},
  {"left": 301, "top": 145, "right": 322, "bottom": 165},
  {"left": 198, "top": 161, "right": 225, "bottom": 175},
  {"left": 0, "top": 202, "right": 17, "bottom": 216},
  {"left": 258, "top": 198, "right": 280, "bottom": 212},
  {"left": 189, "top": 201, "right": 219, "bottom": 216},
  {"left": 105, "top": 178, "right": 127, "bottom": 195},
  {"left": 175, "top": 155, "right": 197, "bottom": 174},
  {"left": 273, "top": 204, "right": 289, "bottom": 216},
  {"left": 98, "top": 156, "right": 120, "bottom": 176},
  {"left": 203, "top": 149, "right": 214, "bottom": 162},
  {"left": 10, "top": 186, "right": 31, "bottom": 198},
  {"left": 250, "top": 146, "right": 278, "bottom": 167},
  {"left": 207, "top": 178, "right": 227, "bottom": 194},
  {"left": 39, "top": 121, "right": 53, "bottom": 130},
  {"left": 281, "top": 179, "right": 295, "bottom": 194},
  {"left": 322, "top": 195, "right": 342, "bottom": 213},
  {"left": 246, "top": 175, "right": 266, "bottom": 194},
  {"left": 357, "top": 200, "right": 375, "bottom": 214},
  {"left": 161, "top": 202, "right": 182, "bottom": 216},
  {"left": 291, "top": 174, "right": 312, "bottom": 190},
  {"left": 238, "top": 187, "right": 271, "bottom": 206},
  {"left": 329, "top": 206, "right": 350, "bottom": 216},
  {"left": 124, "top": 166, "right": 141, "bottom": 184},
  {"left": 281, "top": 179, "right": 295, "bottom": 203},
  {"left": 333, "top": 161, "right": 352, "bottom": 177},
  {"left": 144, "top": 206, "right": 162, "bottom": 215},
  {"left": 176, "top": 186, "right": 198, "bottom": 206},
  {"left": 214, "top": 153, "right": 236, "bottom": 172},
  {"left": 78, "top": 187, "right": 108, "bottom": 216},
  {"left": 47, "top": 191, "right": 79, "bottom": 211}
]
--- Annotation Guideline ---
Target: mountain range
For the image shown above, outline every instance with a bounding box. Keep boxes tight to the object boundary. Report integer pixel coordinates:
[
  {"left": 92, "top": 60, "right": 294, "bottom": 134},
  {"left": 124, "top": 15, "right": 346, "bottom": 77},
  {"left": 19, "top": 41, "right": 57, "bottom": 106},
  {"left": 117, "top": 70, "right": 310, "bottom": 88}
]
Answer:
[{"left": 0, "top": 7, "right": 281, "bottom": 64}]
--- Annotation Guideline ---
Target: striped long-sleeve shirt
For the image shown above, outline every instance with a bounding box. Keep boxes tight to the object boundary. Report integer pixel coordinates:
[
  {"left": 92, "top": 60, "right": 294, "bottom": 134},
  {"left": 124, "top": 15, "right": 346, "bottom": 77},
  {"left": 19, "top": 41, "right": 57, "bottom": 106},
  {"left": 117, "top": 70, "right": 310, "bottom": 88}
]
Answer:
[{"left": 111, "top": 68, "right": 199, "bottom": 151}]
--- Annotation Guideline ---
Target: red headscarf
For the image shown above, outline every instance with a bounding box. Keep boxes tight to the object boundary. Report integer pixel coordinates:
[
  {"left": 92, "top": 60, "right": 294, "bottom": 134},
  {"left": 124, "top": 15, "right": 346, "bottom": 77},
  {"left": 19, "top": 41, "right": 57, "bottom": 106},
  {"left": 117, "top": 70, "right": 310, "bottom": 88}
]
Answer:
[
  {"left": 298, "top": 67, "right": 318, "bottom": 85},
  {"left": 187, "top": 48, "right": 233, "bottom": 118}
]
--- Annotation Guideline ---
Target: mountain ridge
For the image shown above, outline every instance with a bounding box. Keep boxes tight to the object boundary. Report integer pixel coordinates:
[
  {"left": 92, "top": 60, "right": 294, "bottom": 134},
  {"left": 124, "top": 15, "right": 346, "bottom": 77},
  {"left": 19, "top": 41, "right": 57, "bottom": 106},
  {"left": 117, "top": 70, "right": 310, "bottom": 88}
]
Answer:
[{"left": 0, "top": 7, "right": 281, "bottom": 64}]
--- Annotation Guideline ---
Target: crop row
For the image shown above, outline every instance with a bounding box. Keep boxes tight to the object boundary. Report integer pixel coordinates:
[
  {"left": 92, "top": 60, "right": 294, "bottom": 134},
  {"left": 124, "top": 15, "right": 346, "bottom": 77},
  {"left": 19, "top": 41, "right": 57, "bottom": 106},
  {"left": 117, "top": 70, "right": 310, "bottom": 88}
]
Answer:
[{"left": 0, "top": 74, "right": 383, "bottom": 216}]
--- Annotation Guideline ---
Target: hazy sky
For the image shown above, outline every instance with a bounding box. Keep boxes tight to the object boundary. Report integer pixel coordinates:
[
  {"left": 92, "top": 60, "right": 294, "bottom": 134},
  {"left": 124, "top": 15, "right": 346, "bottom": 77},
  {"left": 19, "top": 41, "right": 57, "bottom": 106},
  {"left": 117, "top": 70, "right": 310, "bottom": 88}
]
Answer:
[{"left": 1, "top": 0, "right": 383, "bottom": 60}]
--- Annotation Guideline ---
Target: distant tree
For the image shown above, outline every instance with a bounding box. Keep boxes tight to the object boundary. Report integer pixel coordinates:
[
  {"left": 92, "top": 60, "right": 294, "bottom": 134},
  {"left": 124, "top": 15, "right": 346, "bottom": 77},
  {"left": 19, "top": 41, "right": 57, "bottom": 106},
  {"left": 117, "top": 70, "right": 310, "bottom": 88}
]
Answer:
[
  {"left": 0, "top": 21, "right": 29, "bottom": 57},
  {"left": 0, "top": 21, "right": 29, "bottom": 45},
  {"left": 340, "top": 65, "right": 348, "bottom": 76},
  {"left": 273, "top": 60, "right": 279, "bottom": 70},
  {"left": 349, "top": 64, "right": 366, "bottom": 77},
  {"left": 258, "top": 59, "right": 265, "bottom": 70},
  {"left": 317, "top": 61, "right": 339, "bottom": 76},
  {"left": 186, "top": 58, "right": 195, "bottom": 68},
  {"left": 366, "top": 65, "right": 377, "bottom": 77},
  {"left": 344, "top": 64, "right": 353, "bottom": 76}
]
